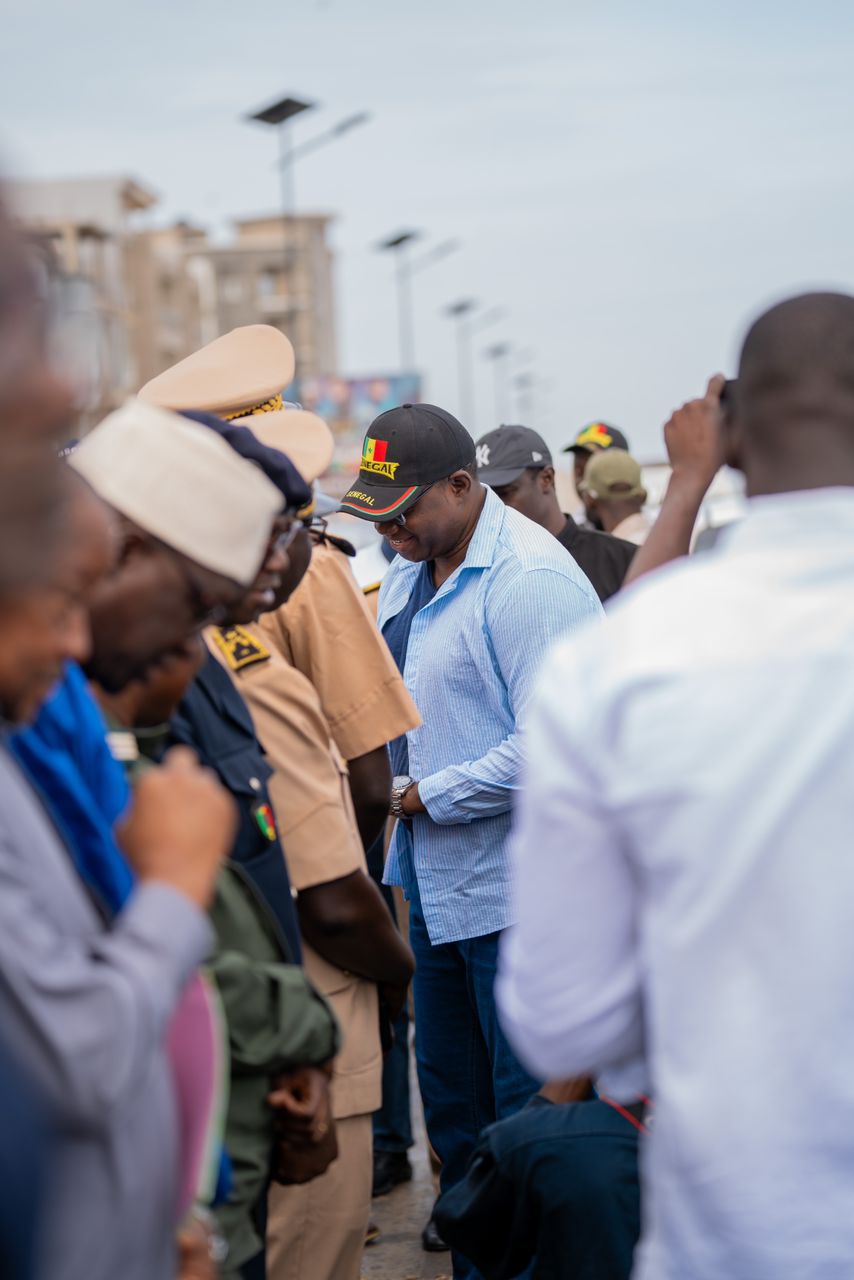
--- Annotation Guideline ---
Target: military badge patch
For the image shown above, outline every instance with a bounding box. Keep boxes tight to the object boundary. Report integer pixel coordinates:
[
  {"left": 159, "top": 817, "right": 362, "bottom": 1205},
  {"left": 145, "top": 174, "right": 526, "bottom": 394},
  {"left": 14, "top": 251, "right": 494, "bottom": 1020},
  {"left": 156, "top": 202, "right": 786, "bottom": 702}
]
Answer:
[{"left": 211, "top": 626, "right": 271, "bottom": 672}]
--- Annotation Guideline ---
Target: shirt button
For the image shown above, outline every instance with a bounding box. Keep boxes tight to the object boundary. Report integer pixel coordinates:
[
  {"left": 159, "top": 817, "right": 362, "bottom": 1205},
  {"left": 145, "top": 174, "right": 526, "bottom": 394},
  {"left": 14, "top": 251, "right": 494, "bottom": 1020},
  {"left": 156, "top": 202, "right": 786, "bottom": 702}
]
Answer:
[
  {"left": 249, "top": 777, "right": 261, "bottom": 792},
  {"left": 291, "top": 887, "right": 299, "bottom": 899}
]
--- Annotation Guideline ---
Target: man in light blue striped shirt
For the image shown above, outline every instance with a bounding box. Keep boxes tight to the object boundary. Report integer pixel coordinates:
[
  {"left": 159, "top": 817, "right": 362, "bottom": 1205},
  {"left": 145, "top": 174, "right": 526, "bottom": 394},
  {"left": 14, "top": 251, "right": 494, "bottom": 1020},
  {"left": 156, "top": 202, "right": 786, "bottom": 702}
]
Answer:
[{"left": 341, "top": 404, "right": 602, "bottom": 1277}]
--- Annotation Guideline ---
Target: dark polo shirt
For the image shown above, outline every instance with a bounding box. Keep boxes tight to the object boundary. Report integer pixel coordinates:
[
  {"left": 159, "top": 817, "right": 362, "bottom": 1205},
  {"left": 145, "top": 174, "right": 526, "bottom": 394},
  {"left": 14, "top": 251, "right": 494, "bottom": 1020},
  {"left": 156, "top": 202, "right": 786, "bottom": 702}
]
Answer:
[{"left": 557, "top": 515, "right": 636, "bottom": 603}]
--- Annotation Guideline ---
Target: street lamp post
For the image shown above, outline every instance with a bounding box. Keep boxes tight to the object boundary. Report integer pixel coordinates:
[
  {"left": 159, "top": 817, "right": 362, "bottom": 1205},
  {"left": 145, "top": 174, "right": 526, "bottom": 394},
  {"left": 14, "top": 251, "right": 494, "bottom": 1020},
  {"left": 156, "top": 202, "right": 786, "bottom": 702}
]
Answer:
[
  {"left": 288, "top": 111, "right": 371, "bottom": 164},
  {"left": 247, "top": 95, "right": 316, "bottom": 279},
  {"left": 446, "top": 299, "right": 477, "bottom": 425},
  {"left": 246, "top": 95, "right": 370, "bottom": 369},
  {"left": 485, "top": 342, "right": 512, "bottom": 423},
  {"left": 378, "top": 232, "right": 459, "bottom": 373},
  {"left": 378, "top": 230, "right": 420, "bottom": 373},
  {"left": 515, "top": 370, "right": 535, "bottom": 419}
]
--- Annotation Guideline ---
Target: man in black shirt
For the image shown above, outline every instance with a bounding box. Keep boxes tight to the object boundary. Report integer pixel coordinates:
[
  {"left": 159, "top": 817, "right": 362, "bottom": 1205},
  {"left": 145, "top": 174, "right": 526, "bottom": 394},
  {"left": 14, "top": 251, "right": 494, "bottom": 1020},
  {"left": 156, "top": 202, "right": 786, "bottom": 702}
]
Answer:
[{"left": 475, "top": 424, "right": 636, "bottom": 602}]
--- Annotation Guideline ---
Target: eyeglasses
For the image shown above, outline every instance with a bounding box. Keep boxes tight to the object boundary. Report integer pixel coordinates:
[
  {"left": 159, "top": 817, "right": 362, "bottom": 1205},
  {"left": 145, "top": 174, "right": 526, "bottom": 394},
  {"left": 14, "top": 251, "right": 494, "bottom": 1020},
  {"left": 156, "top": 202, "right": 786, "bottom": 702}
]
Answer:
[
  {"left": 381, "top": 480, "right": 440, "bottom": 529},
  {"left": 275, "top": 520, "right": 303, "bottom": 554},
  {"left": 274, "top": 507, "right": 318, "bottom": 553}
]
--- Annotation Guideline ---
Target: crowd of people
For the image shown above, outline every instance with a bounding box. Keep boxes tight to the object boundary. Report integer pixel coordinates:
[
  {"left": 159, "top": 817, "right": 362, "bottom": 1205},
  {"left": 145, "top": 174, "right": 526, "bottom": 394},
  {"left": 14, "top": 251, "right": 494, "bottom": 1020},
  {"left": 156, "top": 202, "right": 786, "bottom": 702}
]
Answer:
[{"left": 0, "top": 170, "right": 852, "bottom": 1280}]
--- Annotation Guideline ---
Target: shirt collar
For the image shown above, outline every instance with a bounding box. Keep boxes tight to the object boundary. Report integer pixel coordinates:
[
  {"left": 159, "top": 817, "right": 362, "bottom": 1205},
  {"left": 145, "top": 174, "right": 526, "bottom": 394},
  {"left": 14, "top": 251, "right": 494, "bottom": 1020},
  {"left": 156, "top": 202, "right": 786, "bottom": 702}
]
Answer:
[
  {"left": 721, "top": 486, "right": 854, "bottom": 550},
  {"left": 460, "top": 485, "right": 506, "bottom": 570},
  {"left": 377, "top": 486, "right": 504, "bottom": 624}
]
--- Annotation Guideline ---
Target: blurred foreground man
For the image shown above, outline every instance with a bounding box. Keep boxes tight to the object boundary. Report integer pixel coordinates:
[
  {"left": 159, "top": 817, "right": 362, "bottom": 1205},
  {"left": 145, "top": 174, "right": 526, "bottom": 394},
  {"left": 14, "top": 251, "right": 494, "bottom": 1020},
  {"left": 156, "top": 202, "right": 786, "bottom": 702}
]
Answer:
[
  {"left": 498, "top": 292, "right": 854, "bottom": 1280},
  {"left": 1, "top": 402, "right": 283, "bottom": 1280},
  {"left": 342, "top": 404, "right": 602, "bottom": 1279},
  {"left": 0, "top": 190, "right": 73, "bottom": 587},
  {"left": 0, "top": 502, "right": 234, "bottom": 1280},
  {"left": 0, "top": 194, "right": 90, "bottom": 1278},
  {"left": 476, "top": 424, "right": 636, "bottom": 601}
]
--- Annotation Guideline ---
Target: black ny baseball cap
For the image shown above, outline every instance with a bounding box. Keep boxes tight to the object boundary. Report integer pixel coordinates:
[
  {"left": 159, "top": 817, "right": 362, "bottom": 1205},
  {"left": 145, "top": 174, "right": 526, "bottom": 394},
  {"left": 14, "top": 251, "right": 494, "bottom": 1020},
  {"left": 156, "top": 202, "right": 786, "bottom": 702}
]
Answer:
[
  {"left": 475, "top": 424, "right": 553, "bottom": 488},
  {"left": 341, "top": 403, "right": 475, "bottom": 521},
  {"left": 563, "top": 422, "right": 630, "bottom": 455}
]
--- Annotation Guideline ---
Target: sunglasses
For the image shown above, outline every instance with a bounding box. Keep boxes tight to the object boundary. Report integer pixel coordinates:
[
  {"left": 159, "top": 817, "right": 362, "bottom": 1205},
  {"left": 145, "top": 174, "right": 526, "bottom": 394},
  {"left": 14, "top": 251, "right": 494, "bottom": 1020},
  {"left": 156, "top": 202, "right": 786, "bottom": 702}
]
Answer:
[{"left": 380, "top": 480, "right": 441, "bottom": 529}]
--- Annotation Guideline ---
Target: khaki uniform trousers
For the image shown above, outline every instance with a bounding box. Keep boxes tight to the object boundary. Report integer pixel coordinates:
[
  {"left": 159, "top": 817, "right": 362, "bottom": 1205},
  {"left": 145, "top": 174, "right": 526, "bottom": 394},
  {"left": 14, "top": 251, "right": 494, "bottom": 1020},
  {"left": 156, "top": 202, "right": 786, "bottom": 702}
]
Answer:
[{"left": 266, "top": 1113, "right": 372, "bottom": 1280}]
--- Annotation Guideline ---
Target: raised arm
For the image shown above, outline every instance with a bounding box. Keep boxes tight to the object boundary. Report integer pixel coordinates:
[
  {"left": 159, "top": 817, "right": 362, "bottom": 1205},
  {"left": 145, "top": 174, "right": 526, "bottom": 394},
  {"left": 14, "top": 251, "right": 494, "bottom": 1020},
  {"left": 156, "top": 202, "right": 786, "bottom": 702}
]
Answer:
[{"left": 623, "top": 374, "right": 725, "bottom": 588}]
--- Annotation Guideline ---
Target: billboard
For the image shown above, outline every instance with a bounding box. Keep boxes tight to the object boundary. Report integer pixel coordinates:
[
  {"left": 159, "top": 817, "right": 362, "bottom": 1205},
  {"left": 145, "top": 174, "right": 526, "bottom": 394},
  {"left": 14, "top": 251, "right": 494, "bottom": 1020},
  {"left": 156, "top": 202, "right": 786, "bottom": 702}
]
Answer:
[{"left": 286, "top": 372, "right": 423, "bottom": 494}]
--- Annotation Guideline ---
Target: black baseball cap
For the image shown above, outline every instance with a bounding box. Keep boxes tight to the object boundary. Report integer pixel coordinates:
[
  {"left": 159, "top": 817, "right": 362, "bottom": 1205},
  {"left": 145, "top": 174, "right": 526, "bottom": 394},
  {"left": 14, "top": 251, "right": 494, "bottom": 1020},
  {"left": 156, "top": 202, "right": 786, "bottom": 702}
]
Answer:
[
  {"left": 475, "top": 424, "right": 552, "bottom": 488},
  {"left": 563, "top": 422, "right": 630, "bottom": 455},
  {"left": 341, "top": 403, "right": 475, "bottom": 522}
]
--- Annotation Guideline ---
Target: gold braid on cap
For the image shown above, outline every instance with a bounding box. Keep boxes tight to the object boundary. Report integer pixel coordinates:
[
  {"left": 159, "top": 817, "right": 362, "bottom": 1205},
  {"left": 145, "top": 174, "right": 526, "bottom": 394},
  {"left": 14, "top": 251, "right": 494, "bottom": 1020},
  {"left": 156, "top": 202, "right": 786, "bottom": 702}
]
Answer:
[
  {"left": 222, "top": 392, "right": 315, "bottom": 511},
  {"left": 222, "top": 393, "right": 285, "bottom": 421}
]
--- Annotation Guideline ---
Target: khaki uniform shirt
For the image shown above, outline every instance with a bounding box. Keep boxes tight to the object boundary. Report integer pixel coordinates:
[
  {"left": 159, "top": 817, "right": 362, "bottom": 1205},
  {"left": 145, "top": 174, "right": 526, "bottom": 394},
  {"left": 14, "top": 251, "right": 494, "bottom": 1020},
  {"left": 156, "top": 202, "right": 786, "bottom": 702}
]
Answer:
[
  {"left": 257, "top": 538, "right": 420, "bottom": 760},
  {"left": 206, "top": 624, "right": 381, "bottom": 1120}
]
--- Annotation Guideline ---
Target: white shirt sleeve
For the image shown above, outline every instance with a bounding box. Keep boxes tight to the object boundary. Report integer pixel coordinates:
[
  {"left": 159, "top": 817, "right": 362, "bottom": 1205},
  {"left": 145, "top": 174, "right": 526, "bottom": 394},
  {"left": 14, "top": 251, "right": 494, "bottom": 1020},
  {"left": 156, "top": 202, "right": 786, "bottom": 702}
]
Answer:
[{"left": 496, "top": 639, "right": 645, "bottom": 1082}]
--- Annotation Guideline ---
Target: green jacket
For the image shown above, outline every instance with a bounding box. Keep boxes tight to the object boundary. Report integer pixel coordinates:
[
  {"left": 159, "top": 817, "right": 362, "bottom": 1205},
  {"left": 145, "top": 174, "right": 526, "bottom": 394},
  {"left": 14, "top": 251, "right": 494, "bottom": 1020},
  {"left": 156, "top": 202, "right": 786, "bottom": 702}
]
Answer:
[
  {"left": 111, "top": 721, "right": 340, "bottom": 1276},
  {"left": 210, "top": 863, "right": 340, "bottom": 1275}
]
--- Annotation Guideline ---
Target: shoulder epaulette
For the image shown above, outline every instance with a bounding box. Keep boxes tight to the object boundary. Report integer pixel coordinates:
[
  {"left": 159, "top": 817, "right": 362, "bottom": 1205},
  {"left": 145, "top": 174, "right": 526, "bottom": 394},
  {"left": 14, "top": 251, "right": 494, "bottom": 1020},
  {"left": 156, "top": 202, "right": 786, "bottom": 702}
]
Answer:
[{"left": 211, "top": 626, "right": 271, "bottom": 672}]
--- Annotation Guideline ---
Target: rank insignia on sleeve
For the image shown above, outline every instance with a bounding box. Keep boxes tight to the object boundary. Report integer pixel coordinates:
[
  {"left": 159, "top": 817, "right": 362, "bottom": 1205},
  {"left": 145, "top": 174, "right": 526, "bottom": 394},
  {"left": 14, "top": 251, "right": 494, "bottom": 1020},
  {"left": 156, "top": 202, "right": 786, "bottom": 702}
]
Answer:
[{"left": 211, "top": 626, "right": 271, "bottom": 672}]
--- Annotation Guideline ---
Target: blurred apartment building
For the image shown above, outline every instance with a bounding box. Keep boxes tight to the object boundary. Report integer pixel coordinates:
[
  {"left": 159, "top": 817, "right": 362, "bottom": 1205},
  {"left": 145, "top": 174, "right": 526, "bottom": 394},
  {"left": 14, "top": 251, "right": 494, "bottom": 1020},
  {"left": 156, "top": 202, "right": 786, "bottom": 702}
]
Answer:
[{"left": 10, "top": 175, "right": 337, "bottom": 428}]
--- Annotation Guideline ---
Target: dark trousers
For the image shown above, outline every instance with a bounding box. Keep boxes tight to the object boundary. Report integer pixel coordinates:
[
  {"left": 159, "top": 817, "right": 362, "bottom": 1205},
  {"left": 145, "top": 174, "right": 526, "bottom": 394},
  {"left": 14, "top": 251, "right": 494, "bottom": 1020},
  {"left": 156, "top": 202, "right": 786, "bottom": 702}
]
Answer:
[
  {"left": 374, "top": 1002, "right": 414, "bottom": 1153},
  {"left": 410, "top": 904, "right": 539, "bottom": 1280},
  {"left": 366, "top": 833, "right": 414, "bottom": 1156}
]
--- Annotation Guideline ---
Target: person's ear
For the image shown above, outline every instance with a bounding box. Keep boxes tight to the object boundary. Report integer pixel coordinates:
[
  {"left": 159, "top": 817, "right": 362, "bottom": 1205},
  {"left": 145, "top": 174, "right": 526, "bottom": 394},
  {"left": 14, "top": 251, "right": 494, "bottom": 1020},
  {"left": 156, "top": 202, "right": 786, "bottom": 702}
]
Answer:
[
  {"left": 117, "top": 528, "right": 148, "bottom": 566},
  {"left": 448, "top": 469, "right": 474, "bottom": 499},
  {"left": 539, "top": 466, "right": 555, "bottom": 494}
]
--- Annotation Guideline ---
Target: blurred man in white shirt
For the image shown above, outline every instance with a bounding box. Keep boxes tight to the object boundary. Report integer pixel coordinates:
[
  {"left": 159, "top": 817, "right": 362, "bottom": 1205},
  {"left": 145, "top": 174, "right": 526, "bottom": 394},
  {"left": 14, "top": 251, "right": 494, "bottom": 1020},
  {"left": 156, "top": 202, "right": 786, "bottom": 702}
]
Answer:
[{"left": 499, "top": 292, "right": 854, "bottom": 1279}]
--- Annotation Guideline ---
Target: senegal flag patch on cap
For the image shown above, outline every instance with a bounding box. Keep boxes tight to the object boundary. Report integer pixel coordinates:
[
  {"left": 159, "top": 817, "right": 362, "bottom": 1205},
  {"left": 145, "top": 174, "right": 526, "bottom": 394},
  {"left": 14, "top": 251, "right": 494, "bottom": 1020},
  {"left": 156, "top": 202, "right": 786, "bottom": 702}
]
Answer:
[{"left": 361, "top": 436, "right": 399, "bottom": 479}]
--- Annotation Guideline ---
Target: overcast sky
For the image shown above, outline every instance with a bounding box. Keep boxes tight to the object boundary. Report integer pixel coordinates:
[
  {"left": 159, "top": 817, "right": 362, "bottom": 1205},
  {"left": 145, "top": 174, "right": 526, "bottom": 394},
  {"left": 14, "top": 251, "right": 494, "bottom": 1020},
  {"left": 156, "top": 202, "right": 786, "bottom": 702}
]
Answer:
[{"left": 3, "top": 0, "right": 853, "bottom": 459}]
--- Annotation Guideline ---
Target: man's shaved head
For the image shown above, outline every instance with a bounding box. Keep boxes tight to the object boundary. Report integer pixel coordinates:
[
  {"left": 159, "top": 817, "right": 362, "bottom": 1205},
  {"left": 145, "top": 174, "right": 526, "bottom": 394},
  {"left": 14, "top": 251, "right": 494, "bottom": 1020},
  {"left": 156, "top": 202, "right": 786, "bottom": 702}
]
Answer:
[{"left": 728, "top": 292, "right": 854, "bottom": 496}]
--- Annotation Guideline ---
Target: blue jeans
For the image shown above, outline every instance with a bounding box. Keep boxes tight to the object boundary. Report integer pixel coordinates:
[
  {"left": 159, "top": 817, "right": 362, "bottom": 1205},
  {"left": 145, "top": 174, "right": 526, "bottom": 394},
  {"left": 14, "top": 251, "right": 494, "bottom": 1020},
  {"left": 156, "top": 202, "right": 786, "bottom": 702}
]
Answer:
[{"left": 410, "top": 904, "right": 540, "bottom": 1280}]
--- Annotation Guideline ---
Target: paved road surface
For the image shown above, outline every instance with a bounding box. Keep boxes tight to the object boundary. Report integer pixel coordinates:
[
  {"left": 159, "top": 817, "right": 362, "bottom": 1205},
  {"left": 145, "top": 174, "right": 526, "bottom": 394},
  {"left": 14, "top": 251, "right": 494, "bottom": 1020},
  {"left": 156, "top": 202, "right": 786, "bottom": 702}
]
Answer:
[{"left": 361, "top": 1057, "right": 451, "bottom": 1280}]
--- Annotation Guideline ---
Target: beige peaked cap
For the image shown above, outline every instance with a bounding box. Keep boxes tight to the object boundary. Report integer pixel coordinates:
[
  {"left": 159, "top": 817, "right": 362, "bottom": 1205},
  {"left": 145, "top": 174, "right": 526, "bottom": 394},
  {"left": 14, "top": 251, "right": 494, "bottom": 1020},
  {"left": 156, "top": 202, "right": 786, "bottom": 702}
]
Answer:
[
  {"left": 70, "top": 400, "right": 282, "bottom": 586},
  {"left": 234, "top": 408, "right": 333, "bottom": 486},
  {"left": 139, "top": 325, "right": 296, "bottom": 416},
  {"left": 138, "top": 325, "right": 333, "bottom": 484}
]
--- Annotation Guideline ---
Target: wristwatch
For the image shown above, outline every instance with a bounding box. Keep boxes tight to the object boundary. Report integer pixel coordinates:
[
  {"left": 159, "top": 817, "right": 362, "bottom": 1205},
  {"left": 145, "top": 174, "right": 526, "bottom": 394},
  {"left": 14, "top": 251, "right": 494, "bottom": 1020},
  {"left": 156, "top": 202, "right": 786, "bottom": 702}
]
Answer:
[{"left": 390, "top": 774, "right": 415, "bottom": 819}]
